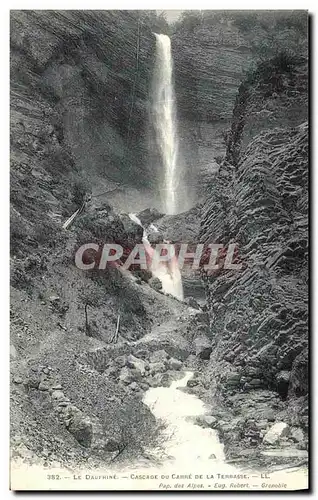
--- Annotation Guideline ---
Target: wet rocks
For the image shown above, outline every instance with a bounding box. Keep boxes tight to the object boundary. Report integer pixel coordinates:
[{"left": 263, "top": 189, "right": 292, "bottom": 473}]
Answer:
[
  {"left": 137, "top": 208, "right": 164, "bottom": 227},
  {"left": 263, "top": 422, "right": 289, "bottom": 445},
  {"left": 148, "top": 372, "right": 173, "bottom": 388},
  {"left": 187, "top": 378, "right": 199, "bottom": 388},
  {"left": 167, "top": 358, "right": 182, "bottom": 370},
  {"left": 196, "top": 415, "right": 217, "bottom": 428},
  {"left": 149, "top": 362, "right": 165, "bottom": 375}
]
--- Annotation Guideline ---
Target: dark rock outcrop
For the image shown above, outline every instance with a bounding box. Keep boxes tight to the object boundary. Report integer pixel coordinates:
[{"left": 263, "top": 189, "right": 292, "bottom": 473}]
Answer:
[
  {"left": 199, "top": 53, "right": 308, "bottom": 434},
  {"left": 10, "top": 10, "right": 157, "bottom": 251}
]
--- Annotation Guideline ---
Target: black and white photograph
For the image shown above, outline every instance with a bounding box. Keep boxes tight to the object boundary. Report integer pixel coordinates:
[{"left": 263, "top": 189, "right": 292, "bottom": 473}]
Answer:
[{"left": 9, "top": 8, "right": 309, "bottom": 491}]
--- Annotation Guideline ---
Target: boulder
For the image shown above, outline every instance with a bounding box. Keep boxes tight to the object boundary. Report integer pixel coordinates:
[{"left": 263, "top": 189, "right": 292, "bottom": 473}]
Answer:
[
  {"left": 149, "top": 350, "right": 169, "bottom": 364},
  {"left": 126, "top": 354, "right": 147, "bottom": 376},
  {"left": 149, "top": 277, "right": 162, "bottom": 291},
  {"left": 196, "top": 415, "right": 217, "bottom": 428},
  {"left": 68, "top": 413, "right": 93, "bottom": 448},
  {"left": 119, "top": 367, "right": 140, "bottom": 385},
  {"left": 187, "top": 378, "right": 199, "bottom": 388},
  {"left": 137, "top": 208, "right": 164, "bottom": 227},
  {"left": 276, "top": 370, "right": 290, "bottom": 397},
  {"left": 38, "top": 380, "right": 51, "bottom": 391},
  {"left": 129, "top": 382, "right": 139, "bottom": 391},
  {"left": 13, "top": 376, "right": 23, "bottom": 384},
  {"left": 51, "top": 390, "right": 65, "bottom": 401},
  {"left": 136, "top": 331, "right": 191, "bottom": 361},
  {"left": 263, "top": 422, "right": 289, "bottom": 445},
  {"left": 194, "top": 336, "right": 212, "bottom": 360},
  {"left": 290, "top": 427, "right": 305, "bottom": 444},
  {"left": 167, "top": 358, "right": 182, "bottom": 370},
  {"left": 149, "top": 362, "right": 166, "bottom": 375},
  {"left": 225, "top": 372, "right": 241, "bottom": 387}
]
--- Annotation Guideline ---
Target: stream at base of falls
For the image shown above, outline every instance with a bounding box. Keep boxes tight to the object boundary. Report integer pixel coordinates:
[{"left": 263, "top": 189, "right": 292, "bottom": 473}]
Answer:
[
  {"left": 116, "top": 371, "right": 308, "bottom": 490},
  {"left": 142, "top": 371, "right": 228, "bottom": 465}
]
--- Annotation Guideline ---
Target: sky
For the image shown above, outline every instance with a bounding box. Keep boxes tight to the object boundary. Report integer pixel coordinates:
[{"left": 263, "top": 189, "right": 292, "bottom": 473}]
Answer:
[{"left": 157, "top": 10, "right": 183, "bottom": 24}]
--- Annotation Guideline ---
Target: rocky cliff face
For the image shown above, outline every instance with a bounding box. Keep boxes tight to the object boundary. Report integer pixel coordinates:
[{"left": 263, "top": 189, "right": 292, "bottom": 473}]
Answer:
[
  {"left": 10, "top": 10, "right": 156, "bottom": 215},
  {"left": 172, "top": 21, "right": 251, "bottom": 123},
  {"left": 171, "top": 20, "right": 252, "bottom": 194},
  {"left": 199, "top": 54, "right": 308, "bottom": 451},
  {"left": 171, "top": 12, "right": 308, "bottom": 203}
]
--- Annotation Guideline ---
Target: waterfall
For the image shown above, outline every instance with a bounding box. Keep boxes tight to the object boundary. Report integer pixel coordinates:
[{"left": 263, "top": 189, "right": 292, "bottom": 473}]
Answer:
[
  {"left": 152, "top": 33, "right": 182, "bottom": 215},
  {"left": 129, "top": 213, "right": 184, "bottom": 301},
  {"left": 143, "top": 371, "right": 228, "bottom": 465}
]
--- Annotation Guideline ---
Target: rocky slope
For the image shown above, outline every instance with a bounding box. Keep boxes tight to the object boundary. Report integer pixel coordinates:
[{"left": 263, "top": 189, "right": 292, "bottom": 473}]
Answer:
[
  {"left": 198, "top": 52, "right": 308, "bottom": 459},
  {"left": 10, "top": 9, "right": 182, "bottom": 470}
]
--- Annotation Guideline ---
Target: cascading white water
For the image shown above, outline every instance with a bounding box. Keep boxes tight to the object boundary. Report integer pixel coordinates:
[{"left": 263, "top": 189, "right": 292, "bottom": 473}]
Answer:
[
  {"left": 143, "top": 371, "right": 228, "bottom": 465},
  {"left": 137, "top": 371, "right": 308, "bottom": 489},
  {"left": 152, "top": 34, "right": 181, "bottom": 215},
  {"left": 129, "top": 213, "right": 183, "bottom": 300}
]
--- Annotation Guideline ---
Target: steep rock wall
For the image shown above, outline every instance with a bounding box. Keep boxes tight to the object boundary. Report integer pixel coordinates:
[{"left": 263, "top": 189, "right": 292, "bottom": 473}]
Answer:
[
  {"left": 199, "top": 56, "right": 308, "bottom": 427},
  {"left": 10, "top": 9, "right": 156, "bottom": 230},
  {"left": 172, "top": 22, "right": 251, "bottom": 122}
]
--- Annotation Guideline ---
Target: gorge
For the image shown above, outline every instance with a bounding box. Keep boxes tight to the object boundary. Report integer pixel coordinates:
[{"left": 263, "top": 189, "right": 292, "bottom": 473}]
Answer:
[{"left": 10, "top": 10, "right": 308, "bottom": 491}]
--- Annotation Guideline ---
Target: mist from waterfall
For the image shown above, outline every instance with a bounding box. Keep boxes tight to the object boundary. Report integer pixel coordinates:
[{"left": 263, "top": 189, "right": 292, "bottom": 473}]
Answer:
[
  {"left": 129, "top": 213, "right": 184, "bottom": 301},
  {"left": 152, "top": 33, "right": 183, "bottom": 215}
]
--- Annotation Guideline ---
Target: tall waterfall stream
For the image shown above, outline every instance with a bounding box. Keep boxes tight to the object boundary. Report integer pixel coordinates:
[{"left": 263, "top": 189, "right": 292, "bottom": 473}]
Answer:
[{"left": 152, "top": 33, "right": 183, "bottom": 215}]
